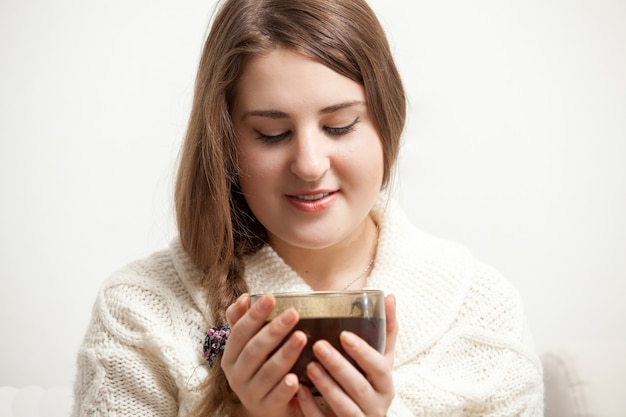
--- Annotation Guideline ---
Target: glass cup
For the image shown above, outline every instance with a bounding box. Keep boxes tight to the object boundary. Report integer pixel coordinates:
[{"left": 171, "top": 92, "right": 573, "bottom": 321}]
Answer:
[{"left": 250, "top": 290, "right": 386, "bottom": 390}]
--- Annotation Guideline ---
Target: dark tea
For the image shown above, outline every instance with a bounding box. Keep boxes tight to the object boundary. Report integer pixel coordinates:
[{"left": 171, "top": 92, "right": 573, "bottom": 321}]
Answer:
[{"left": 281, "top": 316, "right": 385, "bottom": 389}]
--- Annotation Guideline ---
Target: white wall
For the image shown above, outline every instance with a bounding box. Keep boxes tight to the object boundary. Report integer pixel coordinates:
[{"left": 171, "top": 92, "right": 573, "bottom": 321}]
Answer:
[{"left": 1, "top": 0, "right": 624, "bottom": 388}]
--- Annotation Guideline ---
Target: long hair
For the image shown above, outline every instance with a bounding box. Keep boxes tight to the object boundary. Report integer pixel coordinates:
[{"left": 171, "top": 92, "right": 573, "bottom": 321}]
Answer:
[{"left": 174, "top": 0, "right": 406, "bottom": 415}]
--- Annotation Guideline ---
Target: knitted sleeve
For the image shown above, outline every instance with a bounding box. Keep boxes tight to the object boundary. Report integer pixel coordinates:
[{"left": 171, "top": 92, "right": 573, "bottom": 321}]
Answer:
[{"left": 72, "top": 255, "right": 207, "bottom": 417}]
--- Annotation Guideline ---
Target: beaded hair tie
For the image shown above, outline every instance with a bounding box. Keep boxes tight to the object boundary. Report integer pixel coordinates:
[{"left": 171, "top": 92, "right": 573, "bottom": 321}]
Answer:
[{"left": 203, "top": 324, "right": 231, "bottom": 367}]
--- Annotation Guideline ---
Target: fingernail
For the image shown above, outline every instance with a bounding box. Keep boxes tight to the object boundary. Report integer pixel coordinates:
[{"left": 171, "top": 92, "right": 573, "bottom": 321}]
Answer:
[
  {"left": 238, "top": 293, "right": 249, "bottom": 306},
  {"left": 340, "top": 331, "right": 359, "bottom": 348},
  {"left": 307, "top": 361, "right": 323, "bottom": 378},
  {"left": 280, "top": 310, "right": 297, "bottom": 327},
  {"left": 314, "top": 341, "right": 331, "bottom": 359},
  {"left": 289, "top": 331, "right": 306, "bottom": 348},
  {"left": 285, "top": 373, "right": 298, "bottom": 388},
  {"left": 256, "top": 295, "right": 272, "bottom": 312}
]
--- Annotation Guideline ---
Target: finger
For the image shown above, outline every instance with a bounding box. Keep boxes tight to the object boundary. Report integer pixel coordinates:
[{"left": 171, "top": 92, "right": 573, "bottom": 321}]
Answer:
[
  {"left": 221, "top": 294, "right": 276, "bottom": 381},
  {"left": 262, "top": 372, "right": 301, "bottom": 409},
  {"left": 224, "top": 294, "right": 275, "bottom": 359},
  {"left": 314, "top": 337, "right": 378, "bottom": 399},
  {"left": 383, "top": 294, "right": 398, "bottom": 362},
  {"left": 313, "top": 340, "right": 367, "bottom": 399},
  {"left": 225, "top": 293, "right": 250, "bottom": 327},
  {"left": 305, "top": 360, "right": 359, "bottom": 417},
  {"left": 340, "top": 331, "right": 393, "bottom": 397},
  {"left": 297, "top": 385, "right": 325, "bottom": 417},
  {"left": 254, "top": 330, "right": 307, "bottom": 403},
  {"left": 229, "top": 307, "right": 302, "bottom": 391}
]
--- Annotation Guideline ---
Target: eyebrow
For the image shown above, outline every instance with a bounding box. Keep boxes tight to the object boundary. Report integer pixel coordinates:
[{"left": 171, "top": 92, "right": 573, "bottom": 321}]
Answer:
[
  {"left": 241, "top": 100, "right": 366, "bottom": 120},
  {"left": 320, "top": 100, "right": 366, "bottom": 114}
]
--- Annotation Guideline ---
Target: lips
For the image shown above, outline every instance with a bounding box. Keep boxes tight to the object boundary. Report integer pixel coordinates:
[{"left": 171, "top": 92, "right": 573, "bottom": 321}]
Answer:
[
  {"left": 286, "top": 190, "right": 338, "bottom": 212},
  {"left": 293, "top": 192, "right": 331, "bottom": 201}
]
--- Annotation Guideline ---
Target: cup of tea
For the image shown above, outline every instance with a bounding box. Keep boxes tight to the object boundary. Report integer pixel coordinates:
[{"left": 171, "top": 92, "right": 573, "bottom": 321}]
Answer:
[{"left": 250, "top": 290, "right": 386, "bottom": 390}]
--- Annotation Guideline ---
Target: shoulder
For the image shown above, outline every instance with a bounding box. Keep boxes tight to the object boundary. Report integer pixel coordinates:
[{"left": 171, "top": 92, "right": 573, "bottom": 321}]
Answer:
[
  {"left": 75, "top": 243, "right": 210, "bottom": 414},
  {"left": 377, "top": 201, "right": 543, "bottom": 408},
  {"left": 374, "top": 199, "right": 534, "bottom": 354},
  {"left": 433, "top": 254, "right": 533, "bottom": 346},
  {"left": 87, "top": 241, "right": 208, "bottom": 347}
]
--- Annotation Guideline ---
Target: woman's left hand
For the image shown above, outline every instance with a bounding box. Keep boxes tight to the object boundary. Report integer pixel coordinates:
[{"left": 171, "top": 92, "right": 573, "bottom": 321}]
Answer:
[{"left": 297, "top": 294, "right": 398, "bottom": 417}]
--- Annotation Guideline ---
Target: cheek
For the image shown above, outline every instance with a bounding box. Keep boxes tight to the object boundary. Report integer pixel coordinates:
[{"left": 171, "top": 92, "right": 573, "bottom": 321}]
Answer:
[
  {"left": 237, "top": 140, "right": 261, "bottom": 176},
  {"left": 349, "top": 133, "right": 385, "bottom": 176},
  {"left": 236, "top": 148, "right": 256, "bottom": 191},
  {"left": 237, "top": 150, "right": 281, "bottom": 193}
]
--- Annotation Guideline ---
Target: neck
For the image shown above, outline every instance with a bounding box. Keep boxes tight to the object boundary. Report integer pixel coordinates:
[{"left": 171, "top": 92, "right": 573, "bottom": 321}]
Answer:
[{"left": 269, "top": 215, "right": 379, "bottom": 291}]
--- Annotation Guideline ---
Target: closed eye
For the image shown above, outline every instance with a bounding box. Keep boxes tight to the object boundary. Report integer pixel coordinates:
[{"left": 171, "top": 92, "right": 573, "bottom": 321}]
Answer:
[
  {"left": 325, "top": 117, "right": 360, "bottom": 136},
  {"left": 254, "top": 130, "right": 291, "bottom": 144},
  {"left": 254, "top": 117, "right": 360, "bottom": 143}
]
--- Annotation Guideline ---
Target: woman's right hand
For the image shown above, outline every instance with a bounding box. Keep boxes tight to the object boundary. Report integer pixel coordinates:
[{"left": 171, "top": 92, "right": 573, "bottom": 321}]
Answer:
[{"left": 222, "top": 294, "right": 308, "bottom": 417}]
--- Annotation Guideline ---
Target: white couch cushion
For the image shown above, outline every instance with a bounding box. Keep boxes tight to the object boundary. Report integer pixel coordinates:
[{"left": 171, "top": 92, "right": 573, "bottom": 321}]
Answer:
[{"left": 542, "top": 342, "right": 626, "bottom": 417}]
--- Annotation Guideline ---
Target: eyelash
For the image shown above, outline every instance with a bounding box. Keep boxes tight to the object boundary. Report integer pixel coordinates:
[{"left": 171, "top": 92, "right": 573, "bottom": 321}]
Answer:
[{"left": 255, "top": 117, "right": 360, "bottom": 144}]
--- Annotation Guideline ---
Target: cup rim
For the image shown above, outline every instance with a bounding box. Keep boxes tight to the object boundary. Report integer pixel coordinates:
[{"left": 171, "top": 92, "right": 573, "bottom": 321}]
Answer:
[{"left": 250, "top": 289, "right": 384, "bottom": 299}]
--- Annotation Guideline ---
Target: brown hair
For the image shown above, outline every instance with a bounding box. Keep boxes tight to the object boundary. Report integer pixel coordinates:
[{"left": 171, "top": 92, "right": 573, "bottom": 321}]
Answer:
[{"left": 174, "top": 0, "right": 406, "bottom": 414}]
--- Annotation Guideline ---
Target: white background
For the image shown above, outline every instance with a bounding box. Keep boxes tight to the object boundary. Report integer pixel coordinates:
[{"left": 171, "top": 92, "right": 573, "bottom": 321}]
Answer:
[{"left": 1, "top": 0, "right": 625, "bottom": 388}]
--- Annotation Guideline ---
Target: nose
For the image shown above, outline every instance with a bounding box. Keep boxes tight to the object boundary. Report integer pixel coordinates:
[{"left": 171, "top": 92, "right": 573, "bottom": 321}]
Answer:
[{"left": 289, "top": 129, "right": 330, "bottom": 182}]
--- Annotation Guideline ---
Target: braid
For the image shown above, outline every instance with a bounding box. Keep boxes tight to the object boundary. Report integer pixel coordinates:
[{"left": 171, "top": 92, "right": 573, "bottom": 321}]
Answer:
[
  {"left": 195, "top": 194, "right": 265, "bottom": 417},
  {"left": 195, "top": 257, "right": 248, "bottom": 417},
  {"left": 209, "top": 256, "right": 248, "bottom": 324}
]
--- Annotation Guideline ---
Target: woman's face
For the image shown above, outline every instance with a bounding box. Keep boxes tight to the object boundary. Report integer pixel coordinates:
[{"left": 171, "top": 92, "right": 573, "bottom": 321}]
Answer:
[{"left": 231, "top": 48, "right": 384, "bottom": 253}]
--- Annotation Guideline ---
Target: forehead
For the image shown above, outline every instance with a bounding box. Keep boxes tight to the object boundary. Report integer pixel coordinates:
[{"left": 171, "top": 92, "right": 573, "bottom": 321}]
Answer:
[{"left": 232, "top": 48, "right": 366, "bottom": 113}]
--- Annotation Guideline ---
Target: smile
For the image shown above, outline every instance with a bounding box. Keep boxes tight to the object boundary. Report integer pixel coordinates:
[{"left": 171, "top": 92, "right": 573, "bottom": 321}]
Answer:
[
  {"left": 294, "top": 192, "right": 331, "bottom": 201},
  {"left": 286, "top": 191, "right": 339, "bottom": 212}
]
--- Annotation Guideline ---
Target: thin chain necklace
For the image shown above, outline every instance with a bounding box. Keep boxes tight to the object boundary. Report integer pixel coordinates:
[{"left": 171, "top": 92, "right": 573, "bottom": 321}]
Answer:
[{"left": 342, "top": 258, "right": 375, "bottom": 290}]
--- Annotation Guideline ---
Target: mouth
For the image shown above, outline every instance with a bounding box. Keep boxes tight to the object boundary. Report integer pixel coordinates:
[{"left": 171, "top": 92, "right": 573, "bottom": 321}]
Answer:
[
  {"left": 292, "top": 192, "right": 333, "bottom": 201},
  {"left": 285, "top": 190, "right": 339, "bottom": 212}
]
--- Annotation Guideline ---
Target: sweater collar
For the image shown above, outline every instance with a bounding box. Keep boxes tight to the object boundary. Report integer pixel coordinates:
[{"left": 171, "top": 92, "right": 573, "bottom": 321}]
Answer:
[{"left": 243, "top": 196, "right": 390, "bottom": 295}]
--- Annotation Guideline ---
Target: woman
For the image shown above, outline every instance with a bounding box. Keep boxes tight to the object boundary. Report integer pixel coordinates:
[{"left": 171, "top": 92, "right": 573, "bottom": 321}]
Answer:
[{"left": 72, "top": 0, "right": 544, "bottom": 416}]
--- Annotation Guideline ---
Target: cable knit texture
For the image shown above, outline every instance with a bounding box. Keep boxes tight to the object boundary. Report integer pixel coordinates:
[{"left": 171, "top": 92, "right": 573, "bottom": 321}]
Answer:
[{"left": 72, "top": 199, "right": 543, "bottom": 416}]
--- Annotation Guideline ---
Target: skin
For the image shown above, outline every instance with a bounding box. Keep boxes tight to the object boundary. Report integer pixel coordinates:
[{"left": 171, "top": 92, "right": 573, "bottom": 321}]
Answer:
[
  {"left": 231, "top": 48, "right": 383, "bottom": 290},
  {"left": 221, "top": 48, "right": 399, "bottom": 417}
]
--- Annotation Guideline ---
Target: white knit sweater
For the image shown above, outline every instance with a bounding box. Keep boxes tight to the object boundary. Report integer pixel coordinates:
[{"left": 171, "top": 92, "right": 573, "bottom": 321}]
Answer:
[{"left": 72, "top": 200, "right": 544, "bottom": 416}]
